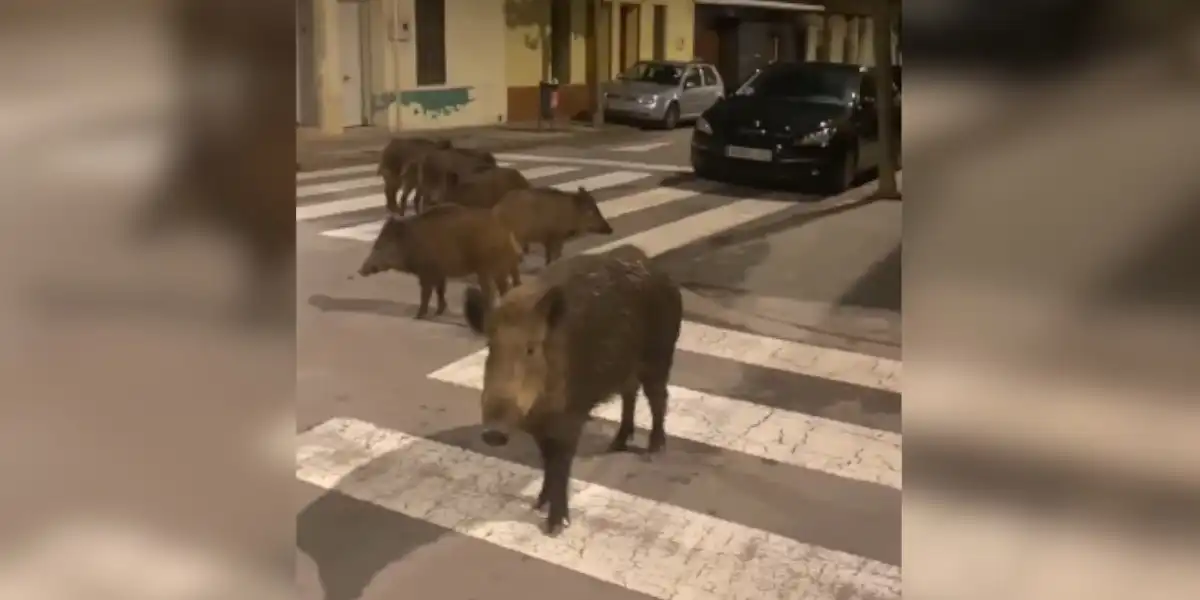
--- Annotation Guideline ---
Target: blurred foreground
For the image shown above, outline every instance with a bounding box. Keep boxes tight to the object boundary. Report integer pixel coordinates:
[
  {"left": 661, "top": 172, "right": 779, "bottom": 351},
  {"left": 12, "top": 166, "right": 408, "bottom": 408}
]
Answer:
[{"left": 0, "top": 0, "right": 1197, "bottom": 598}]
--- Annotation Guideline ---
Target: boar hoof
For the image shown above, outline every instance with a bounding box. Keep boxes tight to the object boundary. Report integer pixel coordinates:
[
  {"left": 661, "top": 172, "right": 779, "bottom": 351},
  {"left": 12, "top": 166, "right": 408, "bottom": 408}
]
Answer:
[
  {"left": 647, "top": 434, "right": 666, "bottom": 454},
  {"left": 606, "top": 438, "right": 630, "bottom": 453},
  {"left": 544, "top": 514, "right": 570, "bottom": 536}
]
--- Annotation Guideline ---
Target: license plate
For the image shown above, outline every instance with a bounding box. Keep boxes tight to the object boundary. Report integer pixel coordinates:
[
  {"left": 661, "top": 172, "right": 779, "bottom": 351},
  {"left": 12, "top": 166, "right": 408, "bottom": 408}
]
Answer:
[{"left": 725, "top": 145, "right": 772, "bottom": 162}]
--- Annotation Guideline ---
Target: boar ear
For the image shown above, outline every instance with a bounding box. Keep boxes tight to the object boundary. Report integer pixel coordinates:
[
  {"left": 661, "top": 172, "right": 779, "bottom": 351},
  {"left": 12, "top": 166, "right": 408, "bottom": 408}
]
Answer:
[{"left": 534, "top": 285, "right": 567, "bottom": 330}]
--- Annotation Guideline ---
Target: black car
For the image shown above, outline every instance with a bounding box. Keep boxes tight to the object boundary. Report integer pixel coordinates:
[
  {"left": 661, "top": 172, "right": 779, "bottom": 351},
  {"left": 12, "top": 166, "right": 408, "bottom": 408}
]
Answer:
[{"left": 690, "top": 61, "right": 898, "bottom": 193}]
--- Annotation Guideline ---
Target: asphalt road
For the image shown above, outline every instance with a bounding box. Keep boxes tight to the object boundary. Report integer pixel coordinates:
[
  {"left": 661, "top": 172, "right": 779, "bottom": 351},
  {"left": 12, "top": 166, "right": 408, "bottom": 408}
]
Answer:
[{"left": 295, "top": 129, "right": 902, "bottom": 600}]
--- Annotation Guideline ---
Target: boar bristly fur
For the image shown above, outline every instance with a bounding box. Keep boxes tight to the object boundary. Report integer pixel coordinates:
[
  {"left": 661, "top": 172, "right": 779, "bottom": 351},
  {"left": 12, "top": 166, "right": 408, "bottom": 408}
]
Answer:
[
  {"left": 357, "top": 204, "right": 523, "bottom": 319},
  {"left": 462, "top": 245, "right": 682, "bottom": 535}
]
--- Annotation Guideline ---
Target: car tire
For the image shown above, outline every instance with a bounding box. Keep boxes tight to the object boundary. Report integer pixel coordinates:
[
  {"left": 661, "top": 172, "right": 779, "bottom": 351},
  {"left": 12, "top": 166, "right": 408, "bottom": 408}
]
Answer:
[
  {"left": 661, "top": 103, "right": 680, "bottom": 130},
  {"left": 827, "top": 147, "right": 858, "bottom": 194}
]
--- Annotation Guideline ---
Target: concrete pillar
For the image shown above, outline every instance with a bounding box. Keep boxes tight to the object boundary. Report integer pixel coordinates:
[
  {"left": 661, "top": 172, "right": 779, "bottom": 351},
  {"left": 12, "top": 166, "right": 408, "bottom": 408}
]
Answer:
[
  {"left": 608, "top": 1, "right": 621, "bottom": 78},
  {"left": 313, "top": 0, "right": 342, "bottom": 134},
  {"left": 845, "top": 17, "right": 860, "bottom": 64},
  {"left": 859, "top": 17, "right": 875, "bottom": 67},
  {"left": 804, "top": 15, "right": 820, "bottom": 61},
  {"left": 828, "top": 15, "right": 846, "bottom": 63}
]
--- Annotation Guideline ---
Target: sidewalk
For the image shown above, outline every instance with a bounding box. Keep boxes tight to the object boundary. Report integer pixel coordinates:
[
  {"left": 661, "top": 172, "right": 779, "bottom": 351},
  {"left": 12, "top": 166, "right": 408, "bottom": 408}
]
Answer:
[{"left": 297, "top": 120, "right": 641, "bottom": 172}]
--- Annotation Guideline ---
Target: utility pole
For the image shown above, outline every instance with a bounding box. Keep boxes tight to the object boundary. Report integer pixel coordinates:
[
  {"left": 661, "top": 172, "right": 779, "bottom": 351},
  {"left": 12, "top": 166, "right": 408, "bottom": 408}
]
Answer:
[
  {"left": 871, "top": 0, "right": 900, "bottom": 199},
  {"left": 591, "top": 0, "right": 605, "bottom": 128}
]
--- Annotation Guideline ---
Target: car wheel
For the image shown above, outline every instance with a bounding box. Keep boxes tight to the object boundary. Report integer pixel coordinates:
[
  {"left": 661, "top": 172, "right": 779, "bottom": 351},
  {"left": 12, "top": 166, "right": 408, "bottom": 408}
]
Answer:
[
  {"left": 661, "top": 103, "right": 680, "bottom": 130},
  {"left": 828, "top": 147, "right": 858, "bottom": 194}
]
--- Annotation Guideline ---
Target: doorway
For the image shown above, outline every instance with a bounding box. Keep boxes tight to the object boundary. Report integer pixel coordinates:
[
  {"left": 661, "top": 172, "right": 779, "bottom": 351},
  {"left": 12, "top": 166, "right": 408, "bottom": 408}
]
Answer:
[
  {"left": 619, "top": 4, "right": 640, "bottom": 72},
  {"left": 338, "top": 1, "right": 366, "bottom": 127}
]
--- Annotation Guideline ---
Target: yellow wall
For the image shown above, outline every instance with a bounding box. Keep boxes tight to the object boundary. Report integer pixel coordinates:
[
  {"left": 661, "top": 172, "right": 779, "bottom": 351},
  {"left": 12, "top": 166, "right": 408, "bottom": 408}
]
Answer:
[
  {"left": 367, "top": 0, "right": 508, "bottom": 131},
  {"left": 504, "top": 0, "right": 549, "bottom": 88},
  {"left": 505, "top": 0, "right": 694, "bottom": 87}
]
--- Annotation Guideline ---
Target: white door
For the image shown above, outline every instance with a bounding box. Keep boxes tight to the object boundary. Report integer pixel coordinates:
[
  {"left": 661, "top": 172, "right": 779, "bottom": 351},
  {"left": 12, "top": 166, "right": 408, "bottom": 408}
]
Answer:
[{"left": 338, "top": 1, "right": 364, "bottom": 127}]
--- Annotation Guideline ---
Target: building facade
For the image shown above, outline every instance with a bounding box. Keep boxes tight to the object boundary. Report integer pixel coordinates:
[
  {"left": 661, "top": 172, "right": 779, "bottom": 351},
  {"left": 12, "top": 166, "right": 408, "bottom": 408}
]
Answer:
[
  {"left": 296, "top": 0, "right": 899, "bottom": 134},
  {"left": 504, "top": 0, "right": 697, "bottom": 122},
  {"left": 298, "top": 0, "right": 508, "bottom": 133}
]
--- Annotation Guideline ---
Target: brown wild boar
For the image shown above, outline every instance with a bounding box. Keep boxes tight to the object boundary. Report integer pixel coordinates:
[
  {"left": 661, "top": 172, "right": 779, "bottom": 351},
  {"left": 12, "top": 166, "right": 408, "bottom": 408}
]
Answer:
[
  {"left": 435, "top": 166, "right": 531, "bottom": 211},
  {"left": 493, "top": 186, "right": 614, "bottom": 265},
  {"left": 462, "top": 245, "right": 683, "bottom": 535},
  {"left": 378, "top": 137, "right": 452, "bottom": 215},
  {"left": 356, "top": 204, "right": 523, "bottom": 319},
  {"left": 406, "top": 148, "right": 496, "bottom": 214}
]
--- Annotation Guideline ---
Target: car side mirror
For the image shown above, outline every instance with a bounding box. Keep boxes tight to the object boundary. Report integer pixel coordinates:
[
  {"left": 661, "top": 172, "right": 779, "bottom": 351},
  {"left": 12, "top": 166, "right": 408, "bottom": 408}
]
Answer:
[{"left": 684, "top": 80, "right": 697, "bottom": 89}]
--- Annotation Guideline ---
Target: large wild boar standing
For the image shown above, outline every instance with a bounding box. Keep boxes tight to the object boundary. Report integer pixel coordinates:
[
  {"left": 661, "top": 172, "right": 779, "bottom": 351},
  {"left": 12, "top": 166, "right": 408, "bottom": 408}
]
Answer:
[
  {"left": 492, "top": 186, "right": 614, "bottom": 265},
  {"left": 462, "top": 245, "right": 683, "bottom": 535},
  {"left": 378, "top": 137, "right": 452, "bottom": 215},
  {"left": 406, "top": 148, "right": 497, "bottom": 214},
  {"left": 434, "top": 166, "right": 531, "bottom": 211},
  {"left": 356, "top": 204, "right": 523, "bottom": 319}
]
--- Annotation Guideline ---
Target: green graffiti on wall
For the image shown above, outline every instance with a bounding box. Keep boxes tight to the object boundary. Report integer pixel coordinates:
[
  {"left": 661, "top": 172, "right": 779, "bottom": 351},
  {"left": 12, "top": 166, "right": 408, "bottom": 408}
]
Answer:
[{"left": 373, "top": 86, "right": 476, "bottom": 120}]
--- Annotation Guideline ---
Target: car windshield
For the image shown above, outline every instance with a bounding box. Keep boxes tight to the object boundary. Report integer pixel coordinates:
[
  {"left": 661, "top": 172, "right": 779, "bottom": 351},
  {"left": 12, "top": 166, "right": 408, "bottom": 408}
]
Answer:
[
  {"left": 735, "top": 65, "right": 857, "bottom": 105},
  {"left": 620, "top": 62, "right": 683, "bottom": 85}
]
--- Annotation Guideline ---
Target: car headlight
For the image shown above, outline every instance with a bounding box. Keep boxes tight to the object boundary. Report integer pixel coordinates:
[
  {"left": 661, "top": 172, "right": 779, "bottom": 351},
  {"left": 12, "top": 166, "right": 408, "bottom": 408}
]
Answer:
[
  {"left": 796, "top": 128, "right": 834, "bottom": 146},
  {"left": 637, "top": 95, "right": 657, "bottom": 105},
  {"left": 695, "top": 117, "right": 713, "bottom": 135}
]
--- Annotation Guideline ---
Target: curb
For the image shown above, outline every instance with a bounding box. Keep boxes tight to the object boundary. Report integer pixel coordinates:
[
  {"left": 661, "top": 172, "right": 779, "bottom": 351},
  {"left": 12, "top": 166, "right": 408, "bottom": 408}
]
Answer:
[{"left": 669, "top": 173, "right": 902, "bottom": 356}]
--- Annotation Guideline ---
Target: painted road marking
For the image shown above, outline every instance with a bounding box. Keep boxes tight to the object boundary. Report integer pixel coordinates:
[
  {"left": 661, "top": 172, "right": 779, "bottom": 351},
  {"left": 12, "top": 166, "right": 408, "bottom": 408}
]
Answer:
[
  {"left": 549, "top": 170, "right": 652, "bottom": 193},
  {"left": 596, "top": 185, "right": 711, "bottom": 220},
  {"left": 497, "top": 152, "right": 692, "bottom": 173},
  {"left": 609, "top": 141, "right": 672, "bottom": 153},
  {"left": 295, "top": 161, "right": 513, "bottom": 185},
  {"left": 300, "top": 164, "right": 577, "bottom": 223},
  {"left": 585, "top": 198, "right": 792, "bottom": 257},
  {"left": 320, "top": 169, "right": 655, "bottom": 240},
  {"left": 298, "top": 176, "right": 378, "bottom": 198},
  {"left": 427, "top": 353, "right": 901, "bottom": 489},
  {"left": 676, "top": 321, "right": 901, "bottom": 393},
  {"left": 297, "top": 417, "right": 902, "bottom": 600},
  {"left": 296, "top": 163, "right": 376, "bottom": 182}
]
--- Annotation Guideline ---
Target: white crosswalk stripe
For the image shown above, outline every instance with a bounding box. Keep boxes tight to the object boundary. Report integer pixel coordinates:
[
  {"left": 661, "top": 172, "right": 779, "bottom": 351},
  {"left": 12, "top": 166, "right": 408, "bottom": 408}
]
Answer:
[{"left": 294, "top": 157, "right": 900, "bottom": 599}]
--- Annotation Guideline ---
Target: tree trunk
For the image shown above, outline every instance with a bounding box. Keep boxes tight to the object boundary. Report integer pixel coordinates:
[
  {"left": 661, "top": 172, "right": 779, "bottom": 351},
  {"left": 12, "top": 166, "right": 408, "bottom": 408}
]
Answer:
[
  {"left": 591, "top": 0, "right": 605, "bottom": 128},
  {"left": 872, "top": 1, "right": 900, "bottom": 199}
]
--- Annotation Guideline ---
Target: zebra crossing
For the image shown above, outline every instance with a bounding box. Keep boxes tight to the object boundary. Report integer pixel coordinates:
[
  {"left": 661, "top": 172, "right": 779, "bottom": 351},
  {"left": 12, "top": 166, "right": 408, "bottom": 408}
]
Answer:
[
  {"left": 295, "top": 153, "right": 804, "bottom": 255},
  {"left": 295, "top": 155, "right": 901, "bottom": 599}
]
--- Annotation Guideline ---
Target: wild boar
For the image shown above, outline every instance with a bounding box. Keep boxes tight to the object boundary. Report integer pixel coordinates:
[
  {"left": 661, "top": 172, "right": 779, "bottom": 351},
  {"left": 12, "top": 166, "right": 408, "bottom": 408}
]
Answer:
[
  {"left": 378, "top": 137, "right": 452, "bottom": 215},
  {"left": 492, "top": 186, "right": 614, "bottom": 265},
  {"left": 435, "top": 166, "right": 532, "bottom": 211},
  {"left": 356, "top": 204, "right": 523, "bottom": 319},
  {"left": 462, "top": 245, "right": 683, "bottom": 535},
  {"left": 406, "top": 149, "right": 496, "bottom": 214}
]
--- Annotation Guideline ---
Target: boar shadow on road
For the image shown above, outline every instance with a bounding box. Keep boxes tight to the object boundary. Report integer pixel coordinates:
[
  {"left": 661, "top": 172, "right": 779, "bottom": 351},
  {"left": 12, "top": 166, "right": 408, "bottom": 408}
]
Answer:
[
  {"left": 296, "top": 420, "right": 599, "bottom": 600},
  {"left": 297, "top": 414, "right": 712, "bottom": 599},
  {"left": 307, "top": 293, "right": 472, "bottom": 326}
]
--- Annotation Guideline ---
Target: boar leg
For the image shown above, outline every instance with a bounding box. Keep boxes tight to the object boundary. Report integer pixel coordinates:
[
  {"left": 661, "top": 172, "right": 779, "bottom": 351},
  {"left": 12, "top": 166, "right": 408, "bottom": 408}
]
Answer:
[
  {"left": 434, "top": 278, "right": 449, "bottom": 315},
  {"left": 416, "top": 278, "right": 434, "bottom": 319},
  {"left": 543, "top": 238, "right": 564, "bottom": 266},
  {"left": 607, "top": 377, "right": 641, "bottom": 452},
  {"left": 538, "top": 429, "right": 581, "bottom": 535},
  {"left": 643, "top": 377, "right": 669, "bottom": 453},
  {"left": 476, "top": 272, "right": 498, "bottom": 307},
  {"left": 383, "top": 174, "right": 401, "bottom": 214}
]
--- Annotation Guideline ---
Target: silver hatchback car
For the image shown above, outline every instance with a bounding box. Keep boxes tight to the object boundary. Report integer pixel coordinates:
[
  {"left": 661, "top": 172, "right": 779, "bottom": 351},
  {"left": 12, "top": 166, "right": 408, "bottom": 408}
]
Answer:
[{"left": 603, "top": 60, "right": 725, "bottom": 129}]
